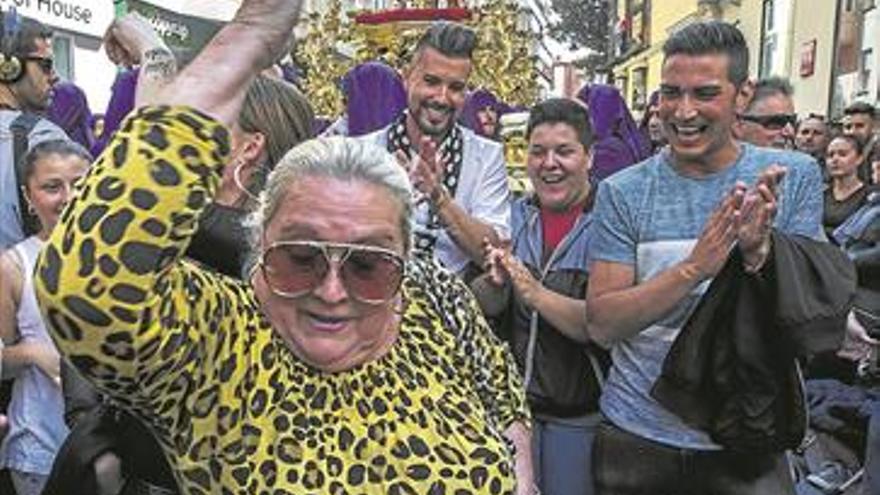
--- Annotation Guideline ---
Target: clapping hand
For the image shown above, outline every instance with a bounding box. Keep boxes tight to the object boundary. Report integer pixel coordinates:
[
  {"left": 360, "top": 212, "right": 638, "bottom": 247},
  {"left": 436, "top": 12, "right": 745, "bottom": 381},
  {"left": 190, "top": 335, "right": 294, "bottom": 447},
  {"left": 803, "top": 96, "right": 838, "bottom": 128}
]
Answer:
[
  {"left": 737, "top": 165, "right": 785, "bottom": 271},
  {"left": 683, "top": 182, "right": 746, "bottom": 281},
  {"left": 482, "top": 238, "right": 542, "bottom": 308},
  {"left": 396, "top": 137, "right": 448, "bottom": 206}
]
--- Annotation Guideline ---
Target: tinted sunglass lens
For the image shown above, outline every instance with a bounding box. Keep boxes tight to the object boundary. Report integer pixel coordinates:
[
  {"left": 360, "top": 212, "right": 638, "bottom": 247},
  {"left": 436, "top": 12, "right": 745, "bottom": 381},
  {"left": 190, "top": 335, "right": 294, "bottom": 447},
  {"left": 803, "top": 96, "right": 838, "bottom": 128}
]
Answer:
[
  {"left": 342, "top": 250, "right": 402, "bottom": 303},
  {"left": 264, "top": 244, "right": 328, "bottom": 296},
  {"left": 765, "top": 115, "right": 796, "bottom": 130}
]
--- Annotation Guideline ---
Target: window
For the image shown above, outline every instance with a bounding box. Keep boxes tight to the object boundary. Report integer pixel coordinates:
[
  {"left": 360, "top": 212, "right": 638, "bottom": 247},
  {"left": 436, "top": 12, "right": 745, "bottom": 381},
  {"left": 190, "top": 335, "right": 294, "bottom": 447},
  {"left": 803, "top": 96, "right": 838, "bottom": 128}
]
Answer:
[
  {"left": 761, "top": 34, "right": 776, "bottom": 77},
  {"left": 763, "top": 0, "right": 775, "bottom": 32},
  {"left": 52, "top": 35, "right": 73, "bottom": 81},
  {"left": 633, "top": 67, "right": 648, "bottom": 111},
  {"left": 860, "top": 48, "right": 873, "bottom": 91},
  {"left": 759, "top": 0, "right": 790, "bottom": 77},
  {"left": 615, "top": 76, "right": 628, "bottom": 99}
]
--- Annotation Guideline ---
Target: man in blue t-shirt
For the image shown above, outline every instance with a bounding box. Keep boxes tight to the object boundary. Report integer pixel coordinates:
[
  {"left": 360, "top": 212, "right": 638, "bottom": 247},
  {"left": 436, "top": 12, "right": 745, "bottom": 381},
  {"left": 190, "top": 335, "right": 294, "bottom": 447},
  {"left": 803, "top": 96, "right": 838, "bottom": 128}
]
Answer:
[{"left": 586, "top": 21, "right": 824, "bottom": 494}]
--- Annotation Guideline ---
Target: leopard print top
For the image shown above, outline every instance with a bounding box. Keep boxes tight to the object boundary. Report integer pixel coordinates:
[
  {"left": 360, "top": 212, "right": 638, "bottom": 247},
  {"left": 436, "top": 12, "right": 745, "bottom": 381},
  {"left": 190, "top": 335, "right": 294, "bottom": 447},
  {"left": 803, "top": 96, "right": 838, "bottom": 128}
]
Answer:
[{"left": 35, "top": 106, "right": 529, "bottom": 494}]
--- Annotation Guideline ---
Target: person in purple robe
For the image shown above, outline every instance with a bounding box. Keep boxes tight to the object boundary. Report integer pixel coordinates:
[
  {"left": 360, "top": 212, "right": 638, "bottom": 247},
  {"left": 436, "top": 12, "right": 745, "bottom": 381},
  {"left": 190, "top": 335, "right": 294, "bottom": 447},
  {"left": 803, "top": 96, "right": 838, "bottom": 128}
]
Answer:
[
  {"left": 47, "top": 82, "right": 95, "bottom": 151},
  {"left": 460, "top": 88, "right": 506, "bottom": 140},
  {"left": 90, "top": 69, "right": 138, "bottom": 157},
  {"left": 576, "top": 84, "right": 652, "bottom": 181},
  {"left": 322, "top": 61, "right": 407, "bottom": 137},
  {"left": 639, "top": 89, "right": 666, "bottom": 153}
]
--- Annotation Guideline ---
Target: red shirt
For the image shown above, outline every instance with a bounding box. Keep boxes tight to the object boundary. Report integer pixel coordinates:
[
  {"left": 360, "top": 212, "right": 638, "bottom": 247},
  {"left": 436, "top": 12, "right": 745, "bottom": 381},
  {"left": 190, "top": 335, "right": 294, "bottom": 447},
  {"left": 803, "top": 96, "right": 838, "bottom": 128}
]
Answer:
[{"left": 540, "top": 199, "right": 587, "bottom": 253}]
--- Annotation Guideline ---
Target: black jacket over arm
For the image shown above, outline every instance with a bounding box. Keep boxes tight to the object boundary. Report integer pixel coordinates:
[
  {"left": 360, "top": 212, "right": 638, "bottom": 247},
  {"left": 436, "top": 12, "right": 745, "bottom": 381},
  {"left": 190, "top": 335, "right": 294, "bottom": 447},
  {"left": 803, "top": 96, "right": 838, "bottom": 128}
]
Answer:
[{"left": 651, "top": 232, "right": 856, "bottom": 452}]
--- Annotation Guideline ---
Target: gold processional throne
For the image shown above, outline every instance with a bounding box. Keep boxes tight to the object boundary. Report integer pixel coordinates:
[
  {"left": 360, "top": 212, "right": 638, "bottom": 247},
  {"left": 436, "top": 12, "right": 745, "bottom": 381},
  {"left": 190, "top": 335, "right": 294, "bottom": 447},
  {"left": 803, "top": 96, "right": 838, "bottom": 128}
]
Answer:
[{"left": 296, "top": 0, "right": 537, "bottom": 194}]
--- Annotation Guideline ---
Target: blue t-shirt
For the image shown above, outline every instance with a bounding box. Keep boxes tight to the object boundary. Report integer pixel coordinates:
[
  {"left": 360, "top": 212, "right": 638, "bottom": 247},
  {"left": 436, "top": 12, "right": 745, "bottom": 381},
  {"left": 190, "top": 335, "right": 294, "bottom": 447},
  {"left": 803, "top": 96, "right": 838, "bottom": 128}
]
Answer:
[{"left": 589, "top": 143, "right": 824, "bottom": 449}]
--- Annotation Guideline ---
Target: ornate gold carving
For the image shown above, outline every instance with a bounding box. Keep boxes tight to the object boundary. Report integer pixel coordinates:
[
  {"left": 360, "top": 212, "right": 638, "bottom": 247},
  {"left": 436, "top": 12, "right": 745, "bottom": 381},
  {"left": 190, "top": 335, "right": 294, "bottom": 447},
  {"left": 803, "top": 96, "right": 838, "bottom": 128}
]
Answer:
[{"left": 296, "top": 0, "right": 539, "bottom": 118}]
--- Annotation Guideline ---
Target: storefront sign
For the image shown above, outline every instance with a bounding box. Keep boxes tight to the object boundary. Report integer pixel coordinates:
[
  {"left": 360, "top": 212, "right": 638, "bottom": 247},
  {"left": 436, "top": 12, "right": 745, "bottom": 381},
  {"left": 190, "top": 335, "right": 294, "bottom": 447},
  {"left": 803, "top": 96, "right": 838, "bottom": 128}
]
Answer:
[{"left": 0, "top": 0, "right": 114, "bottom": 38}]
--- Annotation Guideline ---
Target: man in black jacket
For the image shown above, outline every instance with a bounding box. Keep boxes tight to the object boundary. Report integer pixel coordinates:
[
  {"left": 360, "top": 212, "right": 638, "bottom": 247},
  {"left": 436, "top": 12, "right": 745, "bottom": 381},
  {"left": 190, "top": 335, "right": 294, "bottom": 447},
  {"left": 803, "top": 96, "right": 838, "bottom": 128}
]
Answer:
[{"left": 586, "top": 21, "right": 829, "bottom": 494}]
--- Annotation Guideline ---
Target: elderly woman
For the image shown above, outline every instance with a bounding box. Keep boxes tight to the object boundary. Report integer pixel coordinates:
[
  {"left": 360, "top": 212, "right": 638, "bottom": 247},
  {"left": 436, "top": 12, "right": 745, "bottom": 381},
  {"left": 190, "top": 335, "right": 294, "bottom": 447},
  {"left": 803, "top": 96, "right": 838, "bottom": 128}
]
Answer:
[{"left": 35, "top": 2, "right": 533, "bottom": 494}]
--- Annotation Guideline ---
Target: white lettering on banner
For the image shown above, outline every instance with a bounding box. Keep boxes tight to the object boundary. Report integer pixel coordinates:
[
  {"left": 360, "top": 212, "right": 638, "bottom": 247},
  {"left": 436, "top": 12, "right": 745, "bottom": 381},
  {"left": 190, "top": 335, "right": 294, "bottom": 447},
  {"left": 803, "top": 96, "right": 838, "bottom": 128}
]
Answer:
[
  {"left": 0, "top": 0, "right": 113, "bottom": 38},
  {"left": 143, "top": 13, "right": 189, "bottom": 43}
]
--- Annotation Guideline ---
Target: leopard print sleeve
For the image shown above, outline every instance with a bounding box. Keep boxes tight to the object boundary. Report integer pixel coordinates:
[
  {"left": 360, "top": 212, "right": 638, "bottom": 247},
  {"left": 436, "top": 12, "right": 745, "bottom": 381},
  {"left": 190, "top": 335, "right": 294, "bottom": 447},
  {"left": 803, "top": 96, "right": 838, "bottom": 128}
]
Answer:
[
  {"left": 34, "top": 106, "right": 232, "bottom": 410},
  {"left": 411, "top": 258, "right": 530, "bottom": 430}
]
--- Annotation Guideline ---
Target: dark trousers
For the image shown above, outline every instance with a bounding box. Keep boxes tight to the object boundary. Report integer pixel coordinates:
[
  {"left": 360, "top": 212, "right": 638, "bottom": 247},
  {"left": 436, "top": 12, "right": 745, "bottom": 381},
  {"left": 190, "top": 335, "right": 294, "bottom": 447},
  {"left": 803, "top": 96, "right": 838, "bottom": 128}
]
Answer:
[
  {"left": 867, "top": 401, "right": 880, "bottom": 495},
  {"left": 592, "top": 420, "right": 796, "bottom": 495}
]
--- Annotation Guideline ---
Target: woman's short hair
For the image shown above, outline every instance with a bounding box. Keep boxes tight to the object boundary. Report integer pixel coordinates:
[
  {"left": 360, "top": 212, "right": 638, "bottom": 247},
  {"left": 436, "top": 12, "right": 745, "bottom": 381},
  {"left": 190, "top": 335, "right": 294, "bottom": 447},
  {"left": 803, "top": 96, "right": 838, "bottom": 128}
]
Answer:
[
  {"left": 527, "top": 98, "right": 594, "bottom": 149},
  {"left": 248, "top": 137, "right": 413, "bottom": 255}
]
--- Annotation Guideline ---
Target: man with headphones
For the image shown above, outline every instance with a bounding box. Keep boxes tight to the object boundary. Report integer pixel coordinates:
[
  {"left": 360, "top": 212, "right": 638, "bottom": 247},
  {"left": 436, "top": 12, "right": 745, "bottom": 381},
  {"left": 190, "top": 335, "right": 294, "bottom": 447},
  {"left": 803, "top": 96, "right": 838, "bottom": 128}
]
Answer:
[
  {"left": 0, "top": 8, "right": 67, "bottom": 250},
  {"left": 0, "top": 10, "right": 67, "bottom": 495}
]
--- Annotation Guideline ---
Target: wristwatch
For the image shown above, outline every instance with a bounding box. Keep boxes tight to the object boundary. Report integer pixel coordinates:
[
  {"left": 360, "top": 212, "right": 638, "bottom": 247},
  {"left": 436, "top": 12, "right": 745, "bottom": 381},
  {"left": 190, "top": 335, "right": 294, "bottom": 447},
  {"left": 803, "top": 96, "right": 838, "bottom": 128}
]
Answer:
[{"left": 430, "top": 185, "right": 451, "bottom": 210}]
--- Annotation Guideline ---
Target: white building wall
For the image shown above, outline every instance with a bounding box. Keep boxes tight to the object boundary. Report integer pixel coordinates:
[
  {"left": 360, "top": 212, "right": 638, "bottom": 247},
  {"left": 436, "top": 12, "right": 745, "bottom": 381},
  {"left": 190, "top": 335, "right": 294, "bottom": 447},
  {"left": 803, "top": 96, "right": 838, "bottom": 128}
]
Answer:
[{"left": 68, "top": 31, "right": 117, "bottom": 115}]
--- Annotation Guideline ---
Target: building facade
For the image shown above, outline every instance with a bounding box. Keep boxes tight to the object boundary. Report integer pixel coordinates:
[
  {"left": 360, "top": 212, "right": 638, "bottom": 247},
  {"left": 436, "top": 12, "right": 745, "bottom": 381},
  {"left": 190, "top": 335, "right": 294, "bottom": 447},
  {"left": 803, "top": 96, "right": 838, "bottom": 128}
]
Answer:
[{"left": 608, "top": 0, "right": 878, "bottom": 119}]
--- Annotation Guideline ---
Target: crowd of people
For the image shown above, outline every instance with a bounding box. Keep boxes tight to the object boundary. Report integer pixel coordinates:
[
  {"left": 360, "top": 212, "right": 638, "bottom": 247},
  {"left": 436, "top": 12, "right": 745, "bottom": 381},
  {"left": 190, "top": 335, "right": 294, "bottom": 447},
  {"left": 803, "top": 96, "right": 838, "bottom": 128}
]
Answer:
[{"left": 0, "top": 1, "right": 877, "bottom": 494}]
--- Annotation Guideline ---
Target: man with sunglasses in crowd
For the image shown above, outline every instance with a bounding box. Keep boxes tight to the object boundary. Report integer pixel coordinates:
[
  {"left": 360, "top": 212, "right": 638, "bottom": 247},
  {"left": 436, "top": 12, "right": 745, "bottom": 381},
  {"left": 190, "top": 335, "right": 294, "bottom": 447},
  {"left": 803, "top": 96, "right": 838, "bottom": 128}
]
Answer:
[
  {"left": 734, "top": 76, "right": 797, "bottom": 150},
  {"left": 0, "top": 10, "right": 67, "bottom": 495},
  {"left": 0, "top": 9, "right": 66, "bottom": 250}
]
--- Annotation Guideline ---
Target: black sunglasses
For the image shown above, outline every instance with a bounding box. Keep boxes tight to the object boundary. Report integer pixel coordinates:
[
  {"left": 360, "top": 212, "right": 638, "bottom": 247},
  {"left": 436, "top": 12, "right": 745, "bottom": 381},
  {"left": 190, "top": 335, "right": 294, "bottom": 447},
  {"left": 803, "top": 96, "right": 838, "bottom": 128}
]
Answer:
[
  {"left": 740, "top": 113, "right": 797, "bottom": 130},
  {"left": 258, "top": 240, "right": 405, "bottom": 305},
  {"left": 24, "top": 56, "right": 54, "bottom": 75}
]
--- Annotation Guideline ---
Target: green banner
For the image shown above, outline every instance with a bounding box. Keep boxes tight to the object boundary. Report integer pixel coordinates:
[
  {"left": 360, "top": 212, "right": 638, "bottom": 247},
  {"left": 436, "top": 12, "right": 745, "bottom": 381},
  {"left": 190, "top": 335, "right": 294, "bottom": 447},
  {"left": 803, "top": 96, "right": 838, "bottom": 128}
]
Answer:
[{"left": 122, "top": 0, "right": 223, "bottom": 62}]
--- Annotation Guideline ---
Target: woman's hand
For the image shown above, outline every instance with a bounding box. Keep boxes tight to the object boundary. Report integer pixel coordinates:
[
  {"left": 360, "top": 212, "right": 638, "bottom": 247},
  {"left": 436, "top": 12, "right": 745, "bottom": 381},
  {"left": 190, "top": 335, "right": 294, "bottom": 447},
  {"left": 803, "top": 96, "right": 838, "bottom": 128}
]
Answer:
[
  {"left": 483, "top": 239, "right": 543, "bottom": 308},
  {"left": 482, "top": 238, "right": 508, "bottom": 286},
  {"left": 103, "top": 13, "right": 167, "bottom": 68},
  {"left": 151, "top": 0, "right": 304, "bottom": 127}
]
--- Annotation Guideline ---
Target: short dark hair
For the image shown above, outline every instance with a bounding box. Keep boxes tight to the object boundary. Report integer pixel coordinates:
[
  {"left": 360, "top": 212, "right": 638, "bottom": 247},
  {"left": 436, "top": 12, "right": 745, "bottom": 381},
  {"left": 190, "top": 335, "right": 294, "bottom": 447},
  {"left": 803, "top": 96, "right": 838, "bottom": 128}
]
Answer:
[
  {"left": 843, "top": 101, "right": 876, "bottom": 119},
  {"left": 797, "top": 113, "right": 828, "bottom": 131},
  {"left": 0, "top": 11, "right": 53, "bottom": 59},
  {"left": 662, "top": 21, "right": 749, "bottom": 87},
  {"left": 22, "top": 139, "right": 92, "bottom": 184},
  {"left": 414, "top": 21, "right": 477, "bottom": 60},
  {"left": 527, "top": 98, "right": 594, "bottom": 149},
  {"left": 745, "top": 76, "right": 794, "bottom": 112}
]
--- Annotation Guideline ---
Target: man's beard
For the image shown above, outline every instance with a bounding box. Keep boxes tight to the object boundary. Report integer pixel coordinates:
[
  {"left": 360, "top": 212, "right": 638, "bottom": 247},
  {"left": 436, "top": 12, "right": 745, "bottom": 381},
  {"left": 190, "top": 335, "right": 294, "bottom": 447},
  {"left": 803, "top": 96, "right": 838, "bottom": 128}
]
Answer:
[
  {"left": 22, "top": 91, "right": 51, "bottom": 113},
  {"left": 415, "top": 101, "right": 455, "bottom": 137}
]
